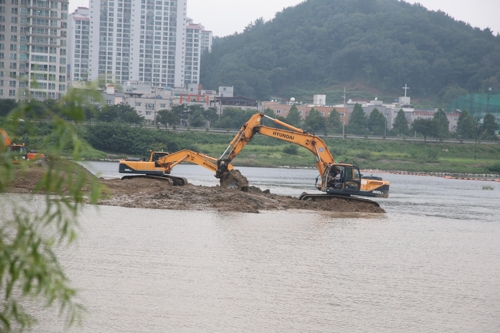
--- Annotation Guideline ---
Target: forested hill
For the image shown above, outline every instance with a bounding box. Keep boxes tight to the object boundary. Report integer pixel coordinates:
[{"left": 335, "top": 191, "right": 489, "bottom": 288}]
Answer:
[{"left": 200, "top": 0, "right": 500, "bottom": 104}]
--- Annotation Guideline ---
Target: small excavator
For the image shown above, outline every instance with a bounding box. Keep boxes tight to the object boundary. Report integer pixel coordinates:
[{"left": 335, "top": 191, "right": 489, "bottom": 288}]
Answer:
[
  {"left": 1, "top": 128, "right": 45, "bottom": 162},
  {"left": 215, "top": 112, "right": 390, "bottom": 204},
  {"left": 119, "top": 149, "right": 248, "bottom": 188}
]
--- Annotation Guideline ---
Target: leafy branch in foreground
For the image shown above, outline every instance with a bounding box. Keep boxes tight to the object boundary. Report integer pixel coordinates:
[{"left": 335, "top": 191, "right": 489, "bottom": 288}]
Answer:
[{"left": 0, "top": 87, "right": 103, "bottom": 333}]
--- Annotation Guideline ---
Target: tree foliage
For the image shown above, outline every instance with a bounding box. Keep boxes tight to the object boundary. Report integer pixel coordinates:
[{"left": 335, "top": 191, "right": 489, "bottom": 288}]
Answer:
[
  {"left": 480, "top": 113, "right": 499, "bottom": 140},
  {"left": 347, "top": 104, "right": 367, "bottom": 135},
  {"left": 432, "top": 108, "right": 450, "bottom": 139},
  {"left": 367, "top": 108, "right": 386, "bottom": 135},
  {"left": 456, "top": 110, "right": 476, "bottom": 139},
  {"left": 97, "top": 104, "right": 144, "bottom": 124},
  {"left": 304, "top": 108, "right": 326, "bottom": 133},
  {"left": 411, "top": 118, "right": 435, "bottom": 142},
  {"left": 156, "top": 109, "right": 180, "bottom": 129},
  {"left": 286, "top": 105, "right": 302, "bottom": 127},
  {"left": 327, "top": 108, "right": 343, "bottom": 134},
  {"left": 0, "top": 88, "right": 103, "bottom": 332},
  {"left": 392, "top": 109, "right": 409, "bottom": 136}
]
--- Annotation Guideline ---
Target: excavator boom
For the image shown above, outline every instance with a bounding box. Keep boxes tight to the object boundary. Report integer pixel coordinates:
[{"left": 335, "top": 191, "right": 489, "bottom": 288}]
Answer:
[
  {"left": 1, "top": 128, "right": 12, "bottom": 148},
  {"left": 119, "top": 149, "right": 248, "bottom": 188}
]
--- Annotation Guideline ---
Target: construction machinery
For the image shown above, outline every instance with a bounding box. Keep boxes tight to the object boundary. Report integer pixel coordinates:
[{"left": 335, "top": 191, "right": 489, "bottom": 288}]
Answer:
[
  {"left": 1, "top": 128, "right": 45, "bottom": 162},
  {"left": 119, "top": 149, "right": 248, "bottom": 188},
  {"left": 216, "top": 112, "right": 390, "bottom": 202}
]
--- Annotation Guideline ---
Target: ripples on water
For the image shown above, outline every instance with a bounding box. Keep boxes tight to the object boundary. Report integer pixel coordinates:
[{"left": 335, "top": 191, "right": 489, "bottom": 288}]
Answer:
[{"left": 33, "top": 162, "right": 500, "bottom": 332}]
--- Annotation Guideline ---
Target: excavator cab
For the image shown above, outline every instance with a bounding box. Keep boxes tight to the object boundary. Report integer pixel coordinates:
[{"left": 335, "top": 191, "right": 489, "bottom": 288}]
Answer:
[
  {"left": 9, "top": 144, "right": 28, "bottom": 161},
  {"left": 320, "top": 164, "right": 361, "bottom": 196}
]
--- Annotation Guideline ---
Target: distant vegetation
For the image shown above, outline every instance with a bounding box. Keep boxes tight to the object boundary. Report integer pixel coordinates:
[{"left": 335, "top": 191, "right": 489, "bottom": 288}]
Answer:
[
  {"left": 201, "top": 0, "right": 500, "bottom": 105},
  {"left": 2, "top": 114, "right": 498, "bottom": 175}
]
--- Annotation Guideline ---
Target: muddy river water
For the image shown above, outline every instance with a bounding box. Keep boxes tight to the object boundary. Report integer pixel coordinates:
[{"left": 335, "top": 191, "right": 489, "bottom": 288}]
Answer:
[{"left": 35, "top": 162, "right": 499, "bottom": 332}]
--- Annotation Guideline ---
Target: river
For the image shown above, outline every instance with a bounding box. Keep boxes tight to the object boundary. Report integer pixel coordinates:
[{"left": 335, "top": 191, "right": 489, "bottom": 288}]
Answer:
[{"left": 35, "top": 162, "right": 499, "bottom": 333}]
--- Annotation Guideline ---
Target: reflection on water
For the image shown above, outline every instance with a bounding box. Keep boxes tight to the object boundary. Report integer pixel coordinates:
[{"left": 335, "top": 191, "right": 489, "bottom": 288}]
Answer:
[{"left": 34, "top": 162, "right": 500, "bottom": 333}]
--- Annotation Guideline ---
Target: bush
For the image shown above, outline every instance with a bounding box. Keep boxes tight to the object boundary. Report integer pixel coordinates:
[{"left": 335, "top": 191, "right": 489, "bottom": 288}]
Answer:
[
  {"left": 487, "top": 162, "right": 500, "bottom": 173},
  {"left": 356, "top": 150, "right": 372, "bottom": 159},
  {"left": 283, "top": 145, "right": 298, "bottom": 155}
]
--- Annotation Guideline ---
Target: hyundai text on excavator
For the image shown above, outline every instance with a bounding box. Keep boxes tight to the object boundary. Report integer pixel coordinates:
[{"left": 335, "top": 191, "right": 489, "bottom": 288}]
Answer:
[
  {"left": 215, "top": 112, "right": 390, "bottom": 203},
  {"left": 119, "top": 149, "right": 248, "bottom": 188}
]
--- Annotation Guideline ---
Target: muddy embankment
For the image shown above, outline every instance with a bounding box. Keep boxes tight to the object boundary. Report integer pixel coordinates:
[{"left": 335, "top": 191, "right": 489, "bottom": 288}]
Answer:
[{"left": 8, "top": 164, "right": 385, "bottom": 214}]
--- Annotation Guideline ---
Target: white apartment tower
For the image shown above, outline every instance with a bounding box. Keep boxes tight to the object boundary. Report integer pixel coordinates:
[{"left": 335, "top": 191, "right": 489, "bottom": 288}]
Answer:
[
  {"left": 89, "top": 0, "right": 187, "bottom": 88},
  {"left": 68, "top": 7, "right": 90, "bottom": 82},
  {"left": 0, "top": 0, "right": 69, "bottom": 100},
  {"left": 200, "top": 29, "right": 212, "bottom": 53},
  {"left": 184, "top": 17, "right": 201, "bottom": 85}
]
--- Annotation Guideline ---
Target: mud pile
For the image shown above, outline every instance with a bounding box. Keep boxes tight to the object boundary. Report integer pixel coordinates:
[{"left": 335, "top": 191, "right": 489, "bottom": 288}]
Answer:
[
  {"left": 6, "top": 164, "right": 385, "bottom": 214},
  {"left": 99, "top": 177, "right": 385, "bottom": 214}
]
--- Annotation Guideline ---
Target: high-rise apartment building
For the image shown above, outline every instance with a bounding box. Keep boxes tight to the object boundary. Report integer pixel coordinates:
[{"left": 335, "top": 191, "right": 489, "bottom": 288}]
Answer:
[
  {"left": 89, "top": 0, "right": 187, "bottom": 88},
  {"left": 68, "top": 7, "right": 90, "bottom": 82},
  {"left": 200, "top": 29, "right": 212, "bottom": 54},
  {"left": 184, "top": 18, "right": 201, "bottom": 86},
  {"left": 0, "top": 0, "right": 69, "bottom": 100}
]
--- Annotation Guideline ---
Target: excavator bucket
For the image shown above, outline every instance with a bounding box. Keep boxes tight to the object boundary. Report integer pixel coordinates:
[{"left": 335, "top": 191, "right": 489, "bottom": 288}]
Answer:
[{"left": 219, "top": 169, "right": 249, "bottom": 191}]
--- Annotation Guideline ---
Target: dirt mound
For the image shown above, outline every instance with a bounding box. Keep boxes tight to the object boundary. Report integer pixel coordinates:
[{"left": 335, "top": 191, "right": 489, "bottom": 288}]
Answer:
[
  {"left": 6, "top": 165, "right": 385, "bottom": 214},
  {"left": 99, "top": 178, "right": 385, "bottom": 214}
]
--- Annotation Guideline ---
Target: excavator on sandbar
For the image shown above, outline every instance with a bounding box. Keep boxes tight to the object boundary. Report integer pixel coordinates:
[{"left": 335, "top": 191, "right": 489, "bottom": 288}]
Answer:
[
  {"left": 119, "top": 149, "right": 249, "bottom": 188},
  {"left": 215, "top": 112, "right": 390, "bottom": 205},
  {"left": 1, "top": 128, "right": 46, "bottom": 162}
]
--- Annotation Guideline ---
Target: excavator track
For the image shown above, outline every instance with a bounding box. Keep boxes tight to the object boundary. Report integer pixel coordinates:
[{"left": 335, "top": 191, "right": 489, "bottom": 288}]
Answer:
[
  {"left": 121, "top": 174, "right": 188, "bottom": 186},
  {"left": 298, "top": 192, "right": 381, "bottom": 207}
]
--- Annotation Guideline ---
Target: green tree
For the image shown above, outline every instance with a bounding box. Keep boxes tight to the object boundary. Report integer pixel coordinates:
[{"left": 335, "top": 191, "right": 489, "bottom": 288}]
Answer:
[
  {"left": 411, "top": 118, "right": 435, "bottom": 142},
  {"left": 286, "top": 105, "right": 302, "bottom": 127},
  {"left": 479, "top": 113, "right": 499, "bottom": 140},
  {"left": 202, "top": 107, "right": 219, "bottom": 127},
  {"left": 156, "top": 110, "right": 180, "bottom": 129},
  {"left": 392, "top": 109, "right": 409, "bottom": 136},
  {"left": 432, "top": 108, "right": 449, "bottom": 139},
  {"left": 367, "top": 108, "right": 386, "bottom": 136},
  {"left": 96, "top": 104, "right": 143, "bottom": 124},
  {"left": 214, "top": 107, "right": 253, "bottom": 129},
  {"left": 327, "top": 108, "right": 342, "bottom": 134},
  {"left": 347, "top": 104, "right": 367, "bottom": 135},
  {"left": 189, "top": 109, "right": 207, "bottom": 127},
  {"left": 456, "top": 110, "right": 476, "bottom": 139},
  {"left": 0, "top": 88, "right": 103, "bottom": 332},
  {"left": 171, "top": 104, "right": 190, "bottom": 125},
  {"left": 304, "top": 108, "right": 326, "bottom": 133},
  {"left": 0, "top": 99, "right": 18, "bottom": 117}
]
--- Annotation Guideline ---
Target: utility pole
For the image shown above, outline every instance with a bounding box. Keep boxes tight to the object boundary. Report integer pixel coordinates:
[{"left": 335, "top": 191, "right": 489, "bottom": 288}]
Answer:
[
  {"left": 152, "top": 84, "right": 160, "bottom": 130},
  {"left": 487, "top": 87, "right": 492, "bottom": 115},
  {"left": 343, "top": 88, "right": 346, "bottom": 139}
]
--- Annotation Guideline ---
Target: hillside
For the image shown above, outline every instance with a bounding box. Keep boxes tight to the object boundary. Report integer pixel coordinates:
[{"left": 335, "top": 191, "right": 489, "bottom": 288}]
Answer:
[{"left": 200, "top": 0, "right": 500, "bottom": 106}]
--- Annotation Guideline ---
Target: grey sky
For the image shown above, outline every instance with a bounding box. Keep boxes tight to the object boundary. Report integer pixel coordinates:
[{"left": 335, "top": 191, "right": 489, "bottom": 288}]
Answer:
[{"left": 70, "top": 0, "right": 500, "bottom": 37}]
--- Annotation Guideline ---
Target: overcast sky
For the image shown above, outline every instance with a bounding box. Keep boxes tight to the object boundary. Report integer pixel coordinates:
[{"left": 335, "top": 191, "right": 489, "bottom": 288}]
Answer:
[{"left": 70, "top": 0, "right": 500, "bottom": 37}]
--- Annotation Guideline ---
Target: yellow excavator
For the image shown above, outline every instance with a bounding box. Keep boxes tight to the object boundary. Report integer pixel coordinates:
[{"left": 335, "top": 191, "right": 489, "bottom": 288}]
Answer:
[
  {"left": 216, "top": 112, "right": 390, "bottom": 202},
  {"left": 1, "top": 128, "right": 45, "bottom": 162},
  {"left": 119, "top": 149, "right": 248, "bottom": 188}
]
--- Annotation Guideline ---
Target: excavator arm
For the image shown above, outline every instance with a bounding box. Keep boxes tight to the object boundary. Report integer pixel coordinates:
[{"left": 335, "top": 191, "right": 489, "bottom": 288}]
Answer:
[
  {"left": 119, "top": 149, "right": 249, "bottom": 188},
  {"left": 218, "top": 112, "right": 335, "bottom": 176},
  {"left": 1, "top": 128, "right": 12, "bottom": 148},
  {"left": 156, "top": 149, "right": 234, "bottom": 174}
]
